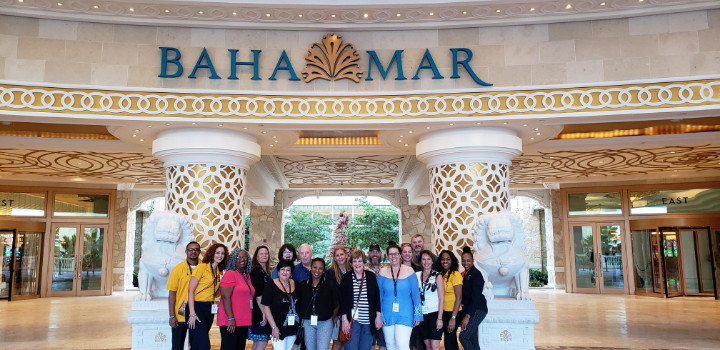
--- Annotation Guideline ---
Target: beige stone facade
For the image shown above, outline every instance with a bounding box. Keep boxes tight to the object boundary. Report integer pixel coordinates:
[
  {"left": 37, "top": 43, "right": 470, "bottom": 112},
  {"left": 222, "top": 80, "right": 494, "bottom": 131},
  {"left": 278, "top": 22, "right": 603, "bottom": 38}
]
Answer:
[{"left": 2, "top": 10, "right": 719, "bottom": 90}]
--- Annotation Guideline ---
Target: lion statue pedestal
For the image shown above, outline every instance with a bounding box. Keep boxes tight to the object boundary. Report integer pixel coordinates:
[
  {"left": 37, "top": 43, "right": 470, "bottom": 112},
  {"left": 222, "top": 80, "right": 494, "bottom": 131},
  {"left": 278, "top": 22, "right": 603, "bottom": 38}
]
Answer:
[
  {"left": 127, "top": 211, "right": 194, "bottom": 350},
  {"left": 473, "top": 211, "right": 539, "bottom": 350}
]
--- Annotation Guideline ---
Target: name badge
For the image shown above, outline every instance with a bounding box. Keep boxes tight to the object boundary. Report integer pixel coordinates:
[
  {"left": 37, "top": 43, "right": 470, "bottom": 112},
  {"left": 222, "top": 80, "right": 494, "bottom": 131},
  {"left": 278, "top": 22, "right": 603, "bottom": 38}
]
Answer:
[
  {"left": 250, "top": 299, "right": 254, "bottom": 309},
  {"left": 310, "top": 314, "right": 318, "bottom": 326},
  {"left": 287, "top": 314, "right": 296, "bottom": 326},
  {"left": 392, "top": 302, "right": 400, "bottom": 313},
  {"left": 211, "top": 304, "right": 218, "bottom": 314}
]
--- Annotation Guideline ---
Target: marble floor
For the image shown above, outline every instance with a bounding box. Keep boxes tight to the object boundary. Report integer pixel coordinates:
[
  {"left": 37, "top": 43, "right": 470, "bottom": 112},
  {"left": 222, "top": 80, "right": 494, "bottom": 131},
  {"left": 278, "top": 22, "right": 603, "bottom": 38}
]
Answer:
[{"left": 0, "top": 289, "right": 718, "bottom": 350}]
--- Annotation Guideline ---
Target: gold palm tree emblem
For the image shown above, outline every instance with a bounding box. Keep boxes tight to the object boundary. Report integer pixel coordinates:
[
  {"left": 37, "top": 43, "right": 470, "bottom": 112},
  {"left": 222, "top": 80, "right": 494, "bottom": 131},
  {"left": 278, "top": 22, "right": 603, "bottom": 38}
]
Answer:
[{"left": 302, "top": 33, "right": 364, "bottom": 83}]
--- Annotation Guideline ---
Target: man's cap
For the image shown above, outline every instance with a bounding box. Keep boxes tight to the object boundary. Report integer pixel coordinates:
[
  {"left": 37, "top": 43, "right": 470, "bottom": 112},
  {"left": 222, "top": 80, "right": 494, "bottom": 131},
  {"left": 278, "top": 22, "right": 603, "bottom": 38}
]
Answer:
[{"left": 368, "top": 243, "right": 381, "bottom": 251}]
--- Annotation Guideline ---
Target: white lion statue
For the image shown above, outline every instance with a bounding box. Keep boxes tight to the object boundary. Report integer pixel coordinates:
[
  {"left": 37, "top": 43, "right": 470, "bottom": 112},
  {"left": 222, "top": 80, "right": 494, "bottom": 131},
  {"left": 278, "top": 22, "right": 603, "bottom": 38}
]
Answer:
[
  {"left": 136, "top": 211, "right": 194, "bottom": 301},
  {"left": 472, "top": 211, "right": 531, "bottom": 300}
]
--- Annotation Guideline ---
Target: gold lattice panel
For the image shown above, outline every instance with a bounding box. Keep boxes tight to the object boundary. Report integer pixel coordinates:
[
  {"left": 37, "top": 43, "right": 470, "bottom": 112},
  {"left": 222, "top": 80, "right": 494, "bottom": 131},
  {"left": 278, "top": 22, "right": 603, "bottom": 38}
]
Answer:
[
  {"left": 429, "top": 162, "right": 510, "bottom": 256},
  {"left": 165, "top": 164, "right": 247, "bottom": 250}
]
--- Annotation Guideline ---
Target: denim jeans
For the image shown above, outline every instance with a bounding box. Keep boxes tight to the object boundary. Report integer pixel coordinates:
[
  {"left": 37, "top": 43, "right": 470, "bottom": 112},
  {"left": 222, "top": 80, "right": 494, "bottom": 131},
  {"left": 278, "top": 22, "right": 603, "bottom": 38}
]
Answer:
[
  {"left": 344, "top": 320, "right": 374, "bottom": 350},
  {"left": 302, "top": 318, "right": 334, "bottom": 350}
]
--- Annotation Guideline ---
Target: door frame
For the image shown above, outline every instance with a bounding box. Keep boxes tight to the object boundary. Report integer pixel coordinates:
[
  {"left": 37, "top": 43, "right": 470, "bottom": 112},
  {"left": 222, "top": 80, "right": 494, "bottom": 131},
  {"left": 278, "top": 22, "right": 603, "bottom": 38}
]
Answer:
[
  {"left": 569, "top": 222, "right": 627, "bottom": 294},
  {"left": 49, "top": 224, "right": 110, "bottom": 297},
  {"left": 1, "top": 229, "right": 17, "bottom": 301}
]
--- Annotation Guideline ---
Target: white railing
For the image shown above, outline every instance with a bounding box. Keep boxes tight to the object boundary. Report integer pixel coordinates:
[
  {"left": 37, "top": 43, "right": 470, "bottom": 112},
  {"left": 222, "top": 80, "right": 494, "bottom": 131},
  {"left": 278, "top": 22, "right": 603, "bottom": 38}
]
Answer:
[{"left": 53, "top": 257, "right": 74, "bottom": 274}]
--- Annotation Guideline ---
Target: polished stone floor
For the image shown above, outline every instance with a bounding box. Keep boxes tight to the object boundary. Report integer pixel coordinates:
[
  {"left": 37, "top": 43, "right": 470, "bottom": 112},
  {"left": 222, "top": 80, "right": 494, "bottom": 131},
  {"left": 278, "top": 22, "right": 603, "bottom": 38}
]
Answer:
[{"left": 0, "top": 289, "right": 718, "bottom": 350}]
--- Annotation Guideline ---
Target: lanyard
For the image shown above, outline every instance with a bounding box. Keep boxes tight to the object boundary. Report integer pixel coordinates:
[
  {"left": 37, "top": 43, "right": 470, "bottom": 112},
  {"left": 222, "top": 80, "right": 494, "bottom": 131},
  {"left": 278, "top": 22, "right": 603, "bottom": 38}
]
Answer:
[
  {"left": 390, "top": 265, "right": 399, "bottom": 298},
  {"left": 420, "top": 270, "right": 433, "bottom": 303},
  {"left": 308, "top": 277, "right": 322, "bottom": 314},
  {"left": 279, "top": 279, "right": 297, "bottom": 315},
  {"left": 240, "top": 272, "right": 251, "bottom": 291}
]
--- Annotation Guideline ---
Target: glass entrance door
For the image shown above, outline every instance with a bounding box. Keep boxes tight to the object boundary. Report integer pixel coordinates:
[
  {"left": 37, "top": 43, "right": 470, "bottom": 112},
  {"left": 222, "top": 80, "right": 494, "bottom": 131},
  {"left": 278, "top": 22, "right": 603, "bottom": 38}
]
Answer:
[
  {"left": 659, "top": 227, "right": 718, "bottom": 298},
  {"left": 571, "top": 223, "right": 625, "bottom": 293},
  {"left": 0, "top": 229, "right": 43, "bottom": 301},
  {"left": 50, "top": 224, "right": 108, "bottom": 296}
]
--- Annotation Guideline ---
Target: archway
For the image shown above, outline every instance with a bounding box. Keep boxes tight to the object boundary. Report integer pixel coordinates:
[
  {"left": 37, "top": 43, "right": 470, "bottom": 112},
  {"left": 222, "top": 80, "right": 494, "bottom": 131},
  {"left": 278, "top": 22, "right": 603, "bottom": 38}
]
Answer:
[{"left": 510, "top": 195, "right": 555, "bottom": 287}]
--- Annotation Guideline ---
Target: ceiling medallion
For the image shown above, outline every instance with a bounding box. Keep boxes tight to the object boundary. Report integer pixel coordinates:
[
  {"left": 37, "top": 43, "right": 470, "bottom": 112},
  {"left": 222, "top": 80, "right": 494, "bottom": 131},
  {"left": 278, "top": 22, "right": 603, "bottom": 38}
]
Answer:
[{"left": 302, "top": 33, "right": 364, "bottom": 83}]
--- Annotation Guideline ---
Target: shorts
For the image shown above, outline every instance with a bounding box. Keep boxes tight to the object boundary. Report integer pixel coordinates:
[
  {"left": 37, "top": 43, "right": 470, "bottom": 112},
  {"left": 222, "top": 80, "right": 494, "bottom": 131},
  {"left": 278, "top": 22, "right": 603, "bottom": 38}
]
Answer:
[
  {"left": 419, "top": 311, "right": 443, "bottom": 341},
  {"left": 248, "top": 322, "right": 271, "bottom": 341}
]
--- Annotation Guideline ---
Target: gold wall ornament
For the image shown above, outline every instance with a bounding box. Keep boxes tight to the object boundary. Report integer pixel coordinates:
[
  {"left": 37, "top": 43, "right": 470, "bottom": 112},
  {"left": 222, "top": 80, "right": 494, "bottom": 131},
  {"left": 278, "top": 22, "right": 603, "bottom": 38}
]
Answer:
[{"left": 302, "top": 33, "right": 363, "bottom": 83}]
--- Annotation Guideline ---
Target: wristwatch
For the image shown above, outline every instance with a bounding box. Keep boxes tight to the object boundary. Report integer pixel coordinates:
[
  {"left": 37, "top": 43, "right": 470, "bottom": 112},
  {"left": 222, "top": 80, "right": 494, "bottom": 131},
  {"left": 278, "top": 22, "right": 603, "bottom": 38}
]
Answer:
[
  {"left": 451, "top": 315, "right": 456, "bottom": 319},
  {"left": 271, "top": 325, "right": 277, "bottom": 330}
]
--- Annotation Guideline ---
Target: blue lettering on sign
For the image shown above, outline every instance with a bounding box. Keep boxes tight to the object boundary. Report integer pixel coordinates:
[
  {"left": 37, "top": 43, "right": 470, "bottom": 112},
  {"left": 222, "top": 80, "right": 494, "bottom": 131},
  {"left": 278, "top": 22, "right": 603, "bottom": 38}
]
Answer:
[
  {"left": 366, "top": 50, "right": 406, "bottom": 81},
  {"left": 157, "top": 45, "right": 491, "bottom": 86},
  {"left": 412, "top": 49, "right": 443, "bottom": 80},
  {"left": 188, "top": 48, "right": 220, "bottom": 79},
  {"left": 158, "top": 47, "right": 183, "bottom": 78},
  {"left": 269, "top": 50, "right": 300, "bottom": 81}
]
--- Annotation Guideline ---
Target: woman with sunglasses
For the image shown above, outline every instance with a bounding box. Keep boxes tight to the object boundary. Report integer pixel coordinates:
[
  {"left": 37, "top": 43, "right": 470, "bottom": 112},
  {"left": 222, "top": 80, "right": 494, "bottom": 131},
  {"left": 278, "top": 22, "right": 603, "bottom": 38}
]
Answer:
[
  {"left": 187, "top": 243, "right": 228, "bottom": 350},
  {"left": 262, "top": 259, "right": 300, "bottom": 350},
  {"left": 218, "top": 248, "right": 254, "bottom": 350},
  {"left": 377, "top": 242, "right": 422, "bottom": 350},
  {"left": 273, "top": 243, "right": 297, "bottom": 278}
]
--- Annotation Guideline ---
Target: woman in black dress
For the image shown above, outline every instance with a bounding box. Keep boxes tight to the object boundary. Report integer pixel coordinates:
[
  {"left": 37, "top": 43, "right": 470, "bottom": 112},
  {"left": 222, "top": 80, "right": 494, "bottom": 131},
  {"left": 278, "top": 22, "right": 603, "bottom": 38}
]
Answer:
[{"left": 262, "top": 259, "right": 300, "bottom": 350}]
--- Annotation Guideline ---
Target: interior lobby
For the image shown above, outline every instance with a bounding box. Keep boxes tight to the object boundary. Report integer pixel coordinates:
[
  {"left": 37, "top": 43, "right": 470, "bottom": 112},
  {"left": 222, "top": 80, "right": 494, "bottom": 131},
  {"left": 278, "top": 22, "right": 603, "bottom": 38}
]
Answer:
[{"left": 0, "top": 0, "right": 719, "bottom": 348}]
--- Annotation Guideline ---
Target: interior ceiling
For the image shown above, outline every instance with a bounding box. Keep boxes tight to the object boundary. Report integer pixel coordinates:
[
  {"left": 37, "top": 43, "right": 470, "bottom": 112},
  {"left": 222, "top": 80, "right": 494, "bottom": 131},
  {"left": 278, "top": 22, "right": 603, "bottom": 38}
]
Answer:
[{"left": 1, "top": 142, "right": 719, "bottom": 188}]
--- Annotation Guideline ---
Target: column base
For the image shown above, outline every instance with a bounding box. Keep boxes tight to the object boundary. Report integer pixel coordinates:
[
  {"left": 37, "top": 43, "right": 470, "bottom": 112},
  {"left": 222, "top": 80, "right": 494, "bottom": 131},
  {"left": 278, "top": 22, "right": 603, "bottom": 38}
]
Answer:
[
  {"left": 480, "top": 299, "right": 539, "bottom": 350},
  {"left": 127, "top": 299, "right": 174, "bottom": 349}
]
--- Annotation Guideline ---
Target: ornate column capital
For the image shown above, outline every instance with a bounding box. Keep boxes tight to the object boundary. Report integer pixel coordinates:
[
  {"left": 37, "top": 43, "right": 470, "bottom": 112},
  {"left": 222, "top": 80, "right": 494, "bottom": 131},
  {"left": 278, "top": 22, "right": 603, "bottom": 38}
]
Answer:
[
  {"left": 152, "top": 128, "right": 261, "bottom": 169},
  {"left": 416, "top": 127, "right": 522, "bottom": 167}
]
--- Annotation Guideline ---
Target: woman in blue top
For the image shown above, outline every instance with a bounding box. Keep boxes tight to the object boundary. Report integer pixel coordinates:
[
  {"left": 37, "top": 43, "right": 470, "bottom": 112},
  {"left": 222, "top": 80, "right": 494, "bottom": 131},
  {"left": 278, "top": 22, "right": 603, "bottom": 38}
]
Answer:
[{"left": 377, "top": 242, "right": 422, "bottom": 350}]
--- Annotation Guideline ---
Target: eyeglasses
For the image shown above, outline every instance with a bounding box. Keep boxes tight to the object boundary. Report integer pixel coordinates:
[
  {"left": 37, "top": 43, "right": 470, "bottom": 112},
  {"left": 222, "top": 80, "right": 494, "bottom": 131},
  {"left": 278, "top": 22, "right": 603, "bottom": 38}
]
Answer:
[
  {"left": 283, "top": 250, "right": 292, "bottom": 254},
  {"left": 186, "top": 248, "right": 201, "bottom": 252}
]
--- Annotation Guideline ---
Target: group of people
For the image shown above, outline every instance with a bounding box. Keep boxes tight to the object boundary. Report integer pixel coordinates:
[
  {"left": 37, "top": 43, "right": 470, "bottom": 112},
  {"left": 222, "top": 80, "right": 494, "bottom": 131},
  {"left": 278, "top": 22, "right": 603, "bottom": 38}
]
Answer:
[{"left": 166, "top": 235, "right": 487, "bottom": 350}]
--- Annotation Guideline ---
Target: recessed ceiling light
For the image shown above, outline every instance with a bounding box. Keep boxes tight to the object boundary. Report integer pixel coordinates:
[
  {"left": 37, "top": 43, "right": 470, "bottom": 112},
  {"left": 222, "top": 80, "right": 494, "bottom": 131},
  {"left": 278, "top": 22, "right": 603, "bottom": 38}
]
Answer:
[
  {"left": 449, "top": 123, "right": 454, "bottom": 126},
  {"left": 218, "top": 124, "right": 223, "bottom": 127},
  {"left": 503, "top": 122, "right": 508, "bottom": 125},
  {"left": 18, "top": 0, "right": 23, "bottom": 2},
  {"left": 398, "top": 140, "right": 402, "bottom": 143},
  {"left": 530, "top": 7, "right": 535, "bottom": 11},
  {"left": 396, "top": 13, "right": 401, "bottom": 17},
  {"left": 198, "top": 11, "right": 203, "bottom": 14},
  {"left": 139, "top": 138, "right": 144, "bottom": 142},
  {"left": 476, "top": 122, "right": 482, "bottom": 125},
  {"left": 364, "top": 13, "right": 369, "bottom": 18},
  {"left": 400, "top": 135, "right": 404, "bottom": 138},
  {"left": 269, "top": 144, "right": 274, "bottom": 147},
  {"left": 669, "top": 151, "right": 675, "bottom": 154},
  {"left": 523, "top": 124, "right": 528, "bottom": 127},
  {"left": 272, "top": 135, "right": 277, "bottom": 138},
  {"left": 266, "top": 13, "right": 270, "bottom": 17},
  {"left": 534, "top": 127, "right": 539, "bottom": 131},
  {"left": 243, "top": 127, "right": 247, "bottom": 130},
  {"left": 408, "top": 130, "right": 413, "bottom": 134},
  {"left": 192, "top": 122, "right": 196, "bottom": 125},
  {"left": 298, "top": 14, "right": 302, "bottom": 17},
  {"left": 262, "top": 131, "right": 267, "bottom": 134},
  {"left": 132, "top": 134, "right": 137, "bottom": 137},
  {"left": 165, "top": 123, "right": 170, "bottom": 126},
  {"left": 233, "top": 12, "right": 237, "bottom": 15},
  {"left": 129, "top": 8, "right": 134, "bottom": 12},
  {"left": 462, "top": 11, "right": 467, "bottom": 15},
  {"left": 601, "top": 2, "right": 606, "bottom": 5},
  {"left": 429, "top": 12, "right": 434, "bottom": 16},
  {"left": 274, "top": 140, "right": 278, "bottom": 143},
  {"left": 57, "top": 2, "right": 62, "bottom": 6},
  {"left": 404, "top": 144, "right": 409, "bottom": 147},
  {"left": 147, "top": 125, "right": 152, "bottom": 128},
  {"left": 331, "top": 14, "right": 336, "bottom": 18},
  {"left": 134, "top": 129, "right": 139, "bottom": 132},
  {"left": 566, "top": 4, "right": 572, "bottom": 9},
  {"left": 426, "top": 126, "right": 431, "bottom": 129},
  {"left": 530, "top": 137, "right": 534, "bottom": 140},
  {"left": 536, "top": 132, "right": 541, "bottom": 135},
  {"left": 496, "top": 9, "right": 501, "bottom": 13},
  {"left": 165, "top": 9, "right": 170, "bottom": 13}
]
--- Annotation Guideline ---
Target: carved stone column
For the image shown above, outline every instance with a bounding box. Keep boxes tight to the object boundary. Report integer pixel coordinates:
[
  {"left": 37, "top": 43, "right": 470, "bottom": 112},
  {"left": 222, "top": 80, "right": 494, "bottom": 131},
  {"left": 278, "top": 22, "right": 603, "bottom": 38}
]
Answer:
[
  {"left": 416, "top": 127, "right": 522, "bottom": 256},
  {"left": 153, "top": 128, "right": 260, "bottom": 250}
]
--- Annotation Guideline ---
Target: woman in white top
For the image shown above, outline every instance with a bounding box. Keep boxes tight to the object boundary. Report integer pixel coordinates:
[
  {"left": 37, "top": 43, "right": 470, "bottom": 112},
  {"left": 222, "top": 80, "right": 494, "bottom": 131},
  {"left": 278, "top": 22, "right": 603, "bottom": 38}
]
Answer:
[{"left": 414, "top": 250, "right": 444, "bottom": 350}]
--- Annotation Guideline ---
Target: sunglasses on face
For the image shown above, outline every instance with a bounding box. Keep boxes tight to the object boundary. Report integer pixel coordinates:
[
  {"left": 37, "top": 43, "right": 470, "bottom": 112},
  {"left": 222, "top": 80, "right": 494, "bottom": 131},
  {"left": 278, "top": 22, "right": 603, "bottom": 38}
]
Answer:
[{"left": 187, "top": 248, "right": 201, "bottom": 252}]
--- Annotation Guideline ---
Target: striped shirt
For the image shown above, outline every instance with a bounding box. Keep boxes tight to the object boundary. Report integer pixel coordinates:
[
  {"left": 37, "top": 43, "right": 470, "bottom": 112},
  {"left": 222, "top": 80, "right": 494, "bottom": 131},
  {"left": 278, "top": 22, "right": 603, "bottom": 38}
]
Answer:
[{"left": 352, "top": 271, "right": 370, "bottom": 324}]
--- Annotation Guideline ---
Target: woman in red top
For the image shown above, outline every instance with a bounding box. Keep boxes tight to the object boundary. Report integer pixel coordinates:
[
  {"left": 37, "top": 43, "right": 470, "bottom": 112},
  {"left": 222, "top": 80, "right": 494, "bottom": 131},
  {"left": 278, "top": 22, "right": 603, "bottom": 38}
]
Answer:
[{"left": 219, "top": 248, "right": 255, "bottom": 350}]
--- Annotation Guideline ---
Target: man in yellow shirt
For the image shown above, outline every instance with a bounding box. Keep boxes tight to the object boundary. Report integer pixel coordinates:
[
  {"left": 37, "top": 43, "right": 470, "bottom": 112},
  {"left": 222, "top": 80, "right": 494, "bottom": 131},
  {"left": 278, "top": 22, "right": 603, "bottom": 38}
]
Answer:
[{"left": 167, "top": 241, "right": 201, "bottom": 350}]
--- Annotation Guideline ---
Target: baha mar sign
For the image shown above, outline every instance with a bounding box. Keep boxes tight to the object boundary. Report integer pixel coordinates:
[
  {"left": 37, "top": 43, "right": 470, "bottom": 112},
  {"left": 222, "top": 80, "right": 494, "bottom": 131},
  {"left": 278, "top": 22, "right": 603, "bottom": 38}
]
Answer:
[{"left": 158, "top": 33, "right": 491, "bottom": 86}]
